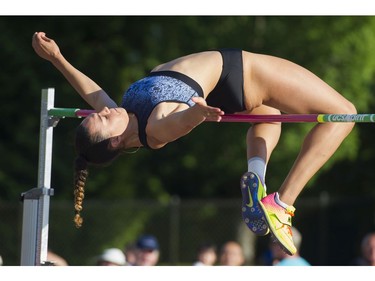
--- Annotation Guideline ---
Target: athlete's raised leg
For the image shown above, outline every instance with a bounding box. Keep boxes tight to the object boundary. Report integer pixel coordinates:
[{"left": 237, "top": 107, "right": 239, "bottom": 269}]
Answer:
[{"left": 242, "top": 52, "right": 356, "bottom": 254}]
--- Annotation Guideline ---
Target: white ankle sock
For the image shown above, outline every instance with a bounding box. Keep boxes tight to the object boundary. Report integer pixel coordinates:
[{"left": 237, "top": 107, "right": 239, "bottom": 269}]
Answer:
[
  {"left": 274, "top": 192, "right": 289, "bottom": 208},
  {"left": 247, "top": 157, "right": 267, "bottom": 189}
]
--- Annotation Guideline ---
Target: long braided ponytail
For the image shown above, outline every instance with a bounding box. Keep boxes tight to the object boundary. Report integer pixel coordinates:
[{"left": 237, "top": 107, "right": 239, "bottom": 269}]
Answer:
[
  {"left": 73, "top": 122, "right": 122, "bottom": 228},
  {"left": 73, "top": 155, "right": 88, "bottom": 228}
]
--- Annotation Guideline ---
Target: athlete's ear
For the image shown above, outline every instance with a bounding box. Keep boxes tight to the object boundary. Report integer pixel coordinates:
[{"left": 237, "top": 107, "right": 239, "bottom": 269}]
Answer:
[{"left": 110, "top": 136, "right": 122, "bottom": 149}]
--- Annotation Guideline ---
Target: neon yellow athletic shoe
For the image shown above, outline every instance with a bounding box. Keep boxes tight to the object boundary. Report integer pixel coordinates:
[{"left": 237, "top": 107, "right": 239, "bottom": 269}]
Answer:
[
  {"left": 259, "top": 192, "right": 297, "bottom": 255},
  {"left": 240, "top": 172, "right": 269, "bottom": 236}
]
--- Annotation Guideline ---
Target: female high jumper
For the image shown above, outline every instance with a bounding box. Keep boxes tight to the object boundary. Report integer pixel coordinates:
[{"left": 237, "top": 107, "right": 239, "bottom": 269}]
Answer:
[{"left": 32, "top": 31, "right": 356, "bottom": 255}]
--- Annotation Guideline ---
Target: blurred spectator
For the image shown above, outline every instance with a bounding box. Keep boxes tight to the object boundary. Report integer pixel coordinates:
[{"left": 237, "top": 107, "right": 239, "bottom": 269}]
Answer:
[
  {"left": 193, "top": 241, "right": 217, "bottom": 266},
  {"left": 352, "top": 232, "right": 375, "bottom": 266},
  {"left": 46, "top": 250, "right": 68, "bottom": 266},
  {"left": 270, "top": 227, "right": 310, "bottom": 266},
  {"left": 0, "top": 254, "right": 3, "bottom": 266},
  {"left": 134, "top": 234, "right": 160, "bottom": 266},
  {"left": 219, "top": 241, "right": 245, "bottom": 266},
  {"left": 124, "top": 242, "right": 137, "bottom": 266},
  {"left": 96, "top": 248, "right": 127, "bottom": 266}
]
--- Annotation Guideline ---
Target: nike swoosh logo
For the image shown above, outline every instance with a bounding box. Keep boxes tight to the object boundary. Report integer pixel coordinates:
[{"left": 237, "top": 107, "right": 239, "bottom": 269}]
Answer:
[{"left": 246, "top": 188, "right": 254, "bottom": 208}]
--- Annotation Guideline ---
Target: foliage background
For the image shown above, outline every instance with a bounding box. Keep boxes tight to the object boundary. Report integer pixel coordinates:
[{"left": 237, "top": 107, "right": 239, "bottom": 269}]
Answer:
[{"left": 1, "top": 16, "right": 375, "bottom": 265}]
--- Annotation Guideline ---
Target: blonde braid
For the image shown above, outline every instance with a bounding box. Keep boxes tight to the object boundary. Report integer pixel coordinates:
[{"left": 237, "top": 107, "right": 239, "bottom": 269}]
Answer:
[{"left": 74, "top": 157, "right": 89, "bottom": 228}]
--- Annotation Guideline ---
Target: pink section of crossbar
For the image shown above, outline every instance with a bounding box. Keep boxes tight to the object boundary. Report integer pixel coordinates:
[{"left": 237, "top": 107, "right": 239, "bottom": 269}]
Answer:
[
  {"left": 75, "top": 109, "right": 95, "bottom": 117},
  {"left": 220, "top": 114, "right": 319, "bottom": 123}
]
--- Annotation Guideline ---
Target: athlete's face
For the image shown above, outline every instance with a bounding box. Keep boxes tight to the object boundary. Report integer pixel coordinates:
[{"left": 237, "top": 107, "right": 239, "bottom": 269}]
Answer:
[{"left": 82, "top": 107, "right": 129, "bottom": 139}]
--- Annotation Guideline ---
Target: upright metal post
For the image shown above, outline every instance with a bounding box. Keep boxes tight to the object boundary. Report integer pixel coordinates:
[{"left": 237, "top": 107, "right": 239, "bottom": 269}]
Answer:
[{"left": 20, "top": 88, "right": 56, "bottom": 265}]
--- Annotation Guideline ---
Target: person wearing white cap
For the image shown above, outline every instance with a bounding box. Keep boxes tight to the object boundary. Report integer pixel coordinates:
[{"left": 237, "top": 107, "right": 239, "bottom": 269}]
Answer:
[{"left": 96, "top": 248, "right": 127, "bottom": 266}]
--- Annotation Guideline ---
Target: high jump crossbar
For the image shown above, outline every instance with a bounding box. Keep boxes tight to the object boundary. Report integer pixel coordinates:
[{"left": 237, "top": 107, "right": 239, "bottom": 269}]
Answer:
[{"left": 49, "top": 107, "right": 375, "bottom": 123}]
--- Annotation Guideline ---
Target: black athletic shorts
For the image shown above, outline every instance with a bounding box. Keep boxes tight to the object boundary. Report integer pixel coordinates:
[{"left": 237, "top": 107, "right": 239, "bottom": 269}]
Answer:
[{"left": 206, "top": 48, "right": 245, "bottom": 113}]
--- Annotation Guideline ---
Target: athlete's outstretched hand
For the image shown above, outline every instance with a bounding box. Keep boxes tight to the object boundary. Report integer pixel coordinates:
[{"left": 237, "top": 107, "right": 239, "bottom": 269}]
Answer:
[
  {"left": 32, "top": 32, "right": 61, "bottom": 62},
  {"left": 191, "top": 96, "right": 224, "bottom": 122}
]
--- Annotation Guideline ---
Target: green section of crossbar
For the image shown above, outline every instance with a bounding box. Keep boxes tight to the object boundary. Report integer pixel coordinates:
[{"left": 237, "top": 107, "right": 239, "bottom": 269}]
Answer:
[
  {"left": 318, "top": 114, "right": 375, "bottom": 123},
  {"left": 48, "top": 108, "right": 80, "bottom": 118}
]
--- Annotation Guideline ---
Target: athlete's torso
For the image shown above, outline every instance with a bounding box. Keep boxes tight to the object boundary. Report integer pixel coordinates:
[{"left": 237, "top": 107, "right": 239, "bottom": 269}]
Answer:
[
  {"left": 121, "top": 50, "right": 253, "bottom": 148},
  {"left": 122, "top": 51, "right": 223, "bottom": 148}
]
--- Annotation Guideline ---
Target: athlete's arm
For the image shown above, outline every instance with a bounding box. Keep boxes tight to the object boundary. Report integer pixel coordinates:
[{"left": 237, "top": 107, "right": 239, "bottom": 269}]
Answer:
[
  {"left": 147, "top": 97, "right": 224, "bottom": 148},
  {"left": 32, "top": 32, "right": 117, "bottom": 111}
]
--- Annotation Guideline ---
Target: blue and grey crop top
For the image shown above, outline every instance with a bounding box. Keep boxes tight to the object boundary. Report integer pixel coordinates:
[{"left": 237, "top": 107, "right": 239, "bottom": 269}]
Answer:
[{"left": 121, "top": 71, "right": 204, "bottom": 148}]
